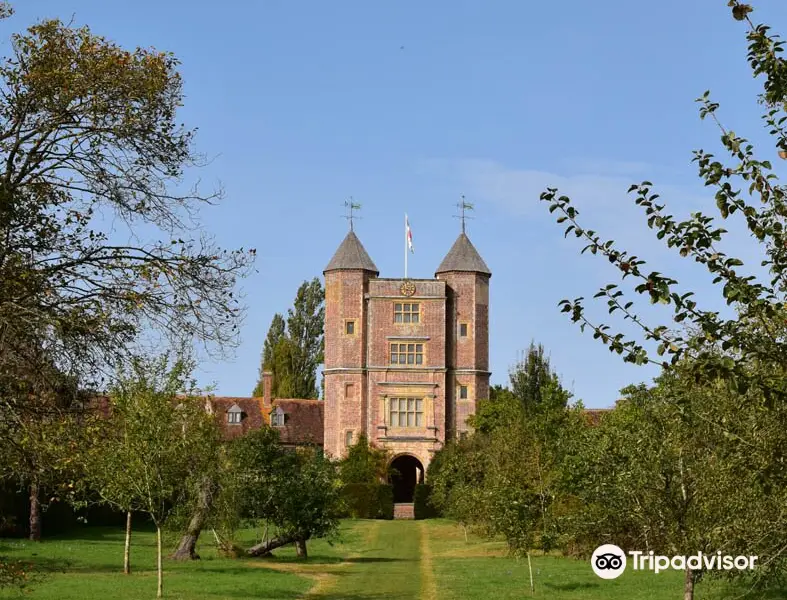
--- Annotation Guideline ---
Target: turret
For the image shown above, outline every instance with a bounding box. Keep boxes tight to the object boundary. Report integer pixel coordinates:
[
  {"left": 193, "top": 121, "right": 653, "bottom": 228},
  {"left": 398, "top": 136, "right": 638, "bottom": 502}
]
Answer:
[
  {"left": 322, "top": 229, "right": 378, "bottom": 456},
  {"left": 435, "top": 232, "right": 491, "bottom": 437}
]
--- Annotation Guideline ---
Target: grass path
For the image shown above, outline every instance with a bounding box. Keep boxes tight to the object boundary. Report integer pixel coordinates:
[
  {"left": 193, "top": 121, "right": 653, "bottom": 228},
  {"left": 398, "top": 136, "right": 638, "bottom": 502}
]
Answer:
[{"left": 309, "top": 520, "right": 423, "bottom": 600}]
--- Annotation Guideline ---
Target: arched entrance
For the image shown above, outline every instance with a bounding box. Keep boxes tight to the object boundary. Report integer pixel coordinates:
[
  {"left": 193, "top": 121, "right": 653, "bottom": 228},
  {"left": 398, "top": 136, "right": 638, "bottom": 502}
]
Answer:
[{"left": 389, "top": 454, "right": 425, "bottom": 503}]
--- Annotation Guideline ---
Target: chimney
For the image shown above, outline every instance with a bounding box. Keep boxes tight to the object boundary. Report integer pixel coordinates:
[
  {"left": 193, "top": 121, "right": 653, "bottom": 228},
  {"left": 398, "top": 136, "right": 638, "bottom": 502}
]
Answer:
[{"left": 262, "top": 371, "right": 273, "bottom": 409}]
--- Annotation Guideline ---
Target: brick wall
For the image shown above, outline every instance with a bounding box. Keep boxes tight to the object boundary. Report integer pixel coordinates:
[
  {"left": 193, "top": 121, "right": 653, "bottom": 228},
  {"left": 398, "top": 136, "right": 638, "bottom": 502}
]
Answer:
[{"left": 323, "top": 268, "right": 490, "bottom": 470}]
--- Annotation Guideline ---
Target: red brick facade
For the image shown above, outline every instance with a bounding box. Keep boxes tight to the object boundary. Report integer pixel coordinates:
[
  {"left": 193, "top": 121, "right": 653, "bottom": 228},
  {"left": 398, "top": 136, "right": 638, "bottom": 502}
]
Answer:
[{"left": 323, "top": 231, "right": 492, "bottom": 472}]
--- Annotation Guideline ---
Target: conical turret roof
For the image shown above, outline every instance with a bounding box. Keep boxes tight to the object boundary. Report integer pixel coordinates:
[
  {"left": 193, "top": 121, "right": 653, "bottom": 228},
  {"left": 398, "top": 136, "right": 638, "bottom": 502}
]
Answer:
[
  {"left": 324, "top": 230, "right": 378, "bottom": 274},
  {"left": 435, "top": 232, "right": 491, "bottom": 276}
]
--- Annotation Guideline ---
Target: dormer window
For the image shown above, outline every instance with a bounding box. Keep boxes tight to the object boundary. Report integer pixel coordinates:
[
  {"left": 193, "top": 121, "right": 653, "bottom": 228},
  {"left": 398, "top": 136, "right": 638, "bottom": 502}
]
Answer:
[
  {"left": 227, "top": 404, "right": 243, "bottom": 425},
  {"left": 271, "top": 406, "right": 285, "bottom": 427}
]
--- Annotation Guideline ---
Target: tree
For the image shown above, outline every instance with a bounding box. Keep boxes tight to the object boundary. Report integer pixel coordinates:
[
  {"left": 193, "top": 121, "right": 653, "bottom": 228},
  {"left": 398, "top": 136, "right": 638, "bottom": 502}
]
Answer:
[
  {"left": 562, "top": 371, "right": 787, "bottom": 600},
  {"left": 427, "top": 435, "right": 489, "bottom": 542},
  {"left": 0, "top": 10, "right": 252, "bottom": 543},
  {"left": 85, "top": 354, "right": 219, "bottom": 598},
  {"left": 230, "top": 431, "right": 341, "bottom": 559},
  {"left": 252, "top": 279, "right": 324, "bottom": 399},
  {"left": 471, "top": 343, "right": 571, "bottom": 434},
  {"left": 539, "top": 1, "right": 787, "bottom": 399},
  {"left": 0, "top": 15, "right": 253, "bottom": 384},
  {"left": 251, "top": 448, "right": 341, "bottom": 559},
  {"left": 0, "top": 364, "right": 92, "bottom": 541},
  {"left": 469, "top": 384, "right": 521, "bottom": 434},
  {"left": 252, "top": 314, "right": 286, "bottom": 396}
]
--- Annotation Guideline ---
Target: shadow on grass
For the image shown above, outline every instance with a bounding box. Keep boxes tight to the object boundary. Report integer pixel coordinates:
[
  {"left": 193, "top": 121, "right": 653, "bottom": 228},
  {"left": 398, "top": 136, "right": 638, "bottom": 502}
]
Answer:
[
  {"left": 308, "top": 593, "right": 416, "bottom": 600},
  {"left": 260, "top": 556, "right": 406, "bottom": 566},
  {"left": 543, "top": 581, "right": 601, "bottom": 592},
  {"left": 210, "top": 591, "right": 308, "bottom": 600}
]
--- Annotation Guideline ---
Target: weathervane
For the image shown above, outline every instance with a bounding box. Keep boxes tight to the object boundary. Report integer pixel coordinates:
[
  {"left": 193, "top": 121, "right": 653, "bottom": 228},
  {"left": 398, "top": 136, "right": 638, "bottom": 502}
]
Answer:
[
  {"left": 454, "top": 196, "right": 475, "bottom": 233},
  {"left": 343, "top": 198, "right": 362, "bottom": 231}
]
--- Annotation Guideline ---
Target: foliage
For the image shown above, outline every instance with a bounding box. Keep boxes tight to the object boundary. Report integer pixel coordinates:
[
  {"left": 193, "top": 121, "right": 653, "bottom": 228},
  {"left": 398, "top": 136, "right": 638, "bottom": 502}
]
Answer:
[
  {"left": 0, "top": 17, "right": 253, "bottom": 395},
  {"left": 252, "top": 279, "right": 324, "bottom": 399},
  {"left": 540, "top": 2, "right": 787, "bottom": 399},
  {"left": 261, "top": 447, "right": 342, "bottom": 544},
  {"left": 338, "top": 435, "right": 391, "bottom": 485},
  {"left": 428, "top": 436, "right": 489, "bottom": 535},
  {"left": 0, "top": 6, "right": 250, "bottom": 544},
  {"left": 251, "top": 314, "right": 286, "bottom": 396},
  {"left": 413, "top": 484, "right": 438, "bottom": 520},
  {"left": 434, "top": 343, "right": 581, "bottom": 555},
  {"left": 470, "top": 342, "right": 571, "bottom": 435},
  {"left": 340, "top": 483, "right": 394, "bottom": 520},
  {"left": 562, "top": 367, "right": 787, "bottom": 590},
  {"left": 0, "top": 558, "right": 29, "bottom": 589},
  {"left": 220, "top": 428, "right": 341, "bottom": 553},
  {"left": 468, "top": 384, "right": 520, "bottom": 434},
  {"left": 84, "top": 354, "right": 220, "bottom": 597},
  {"left": 218, "top": 426, "right": 287, "bottom": 530}
]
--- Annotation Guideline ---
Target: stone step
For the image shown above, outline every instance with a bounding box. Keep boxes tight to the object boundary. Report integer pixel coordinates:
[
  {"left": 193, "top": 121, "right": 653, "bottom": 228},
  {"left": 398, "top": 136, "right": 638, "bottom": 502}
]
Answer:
[{"left": 394, "top": 503, "right": 414, "bottom": 520}]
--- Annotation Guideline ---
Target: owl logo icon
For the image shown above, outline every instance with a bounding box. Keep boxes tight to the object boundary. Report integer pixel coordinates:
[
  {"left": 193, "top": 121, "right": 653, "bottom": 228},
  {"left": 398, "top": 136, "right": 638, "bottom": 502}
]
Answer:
[{"left": 591, "top": 544, "right": 627, "bottom": 579}]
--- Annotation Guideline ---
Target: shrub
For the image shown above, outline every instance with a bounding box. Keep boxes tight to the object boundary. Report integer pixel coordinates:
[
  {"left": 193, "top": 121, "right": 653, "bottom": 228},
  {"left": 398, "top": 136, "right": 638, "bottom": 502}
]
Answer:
[
  {"left": 341, "top": 483, "right": 394, "bottom": 519},
  {"left": 376, "top": 484, "right": 394, "bottom": 520},
  {"left": 413, "top": 484, "right": 439, "bottom": 519}
]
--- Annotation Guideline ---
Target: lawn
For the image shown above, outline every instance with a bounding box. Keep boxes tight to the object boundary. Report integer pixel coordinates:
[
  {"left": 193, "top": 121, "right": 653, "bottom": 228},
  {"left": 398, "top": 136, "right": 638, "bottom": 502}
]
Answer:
[{"left": 0, "top": 519, "right": 783, "bottom": 599}]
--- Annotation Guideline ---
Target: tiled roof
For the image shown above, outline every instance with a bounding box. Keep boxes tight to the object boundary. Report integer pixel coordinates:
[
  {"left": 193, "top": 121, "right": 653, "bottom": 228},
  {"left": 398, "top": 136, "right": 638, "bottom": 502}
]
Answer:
[
  {"left": 435, "top": 233, "right": 491, "bottom": 276},
  {"left": 582, "top": 408, "right": 612, "bottom": 425},
  {"left": 209, "top": 396, "right": 266, "bottom": 440},
  {"left": 270, "top": 399, "right": 325, "bottom": 446},
  {"left": 324, "top": 230, "right": 379, "bottom": 273}
]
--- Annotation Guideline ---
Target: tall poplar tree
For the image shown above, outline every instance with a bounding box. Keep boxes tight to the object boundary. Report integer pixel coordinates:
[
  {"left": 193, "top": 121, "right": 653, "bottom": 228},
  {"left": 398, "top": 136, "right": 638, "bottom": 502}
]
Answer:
[{"left": 252, "top": 278, "right": 324, "bottom": 399}]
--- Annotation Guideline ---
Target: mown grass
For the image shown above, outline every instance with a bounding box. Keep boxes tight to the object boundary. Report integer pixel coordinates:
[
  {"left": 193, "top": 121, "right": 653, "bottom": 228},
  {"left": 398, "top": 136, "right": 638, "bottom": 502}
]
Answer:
[
  {"left": 426, "top": 519, "right": 785, "bottom": 600},
  {"left": 1, "top": 519, "right": 785, "bottom": 599}
]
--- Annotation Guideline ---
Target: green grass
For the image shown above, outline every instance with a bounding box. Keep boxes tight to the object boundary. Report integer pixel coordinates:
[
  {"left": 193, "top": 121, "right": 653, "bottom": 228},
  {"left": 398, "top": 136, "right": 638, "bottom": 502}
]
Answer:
[{"left": 1, "top": 519, "right": 785, "bottom": 599}]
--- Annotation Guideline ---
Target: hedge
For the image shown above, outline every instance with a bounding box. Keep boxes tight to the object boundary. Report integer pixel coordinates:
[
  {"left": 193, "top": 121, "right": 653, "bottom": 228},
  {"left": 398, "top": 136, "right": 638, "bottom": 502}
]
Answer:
[
  {"left": 413, "top": 484, "right": 439, "bottom": 519},
  {"left": 341, "top": 483, "right": 394, "bottom": 520}
]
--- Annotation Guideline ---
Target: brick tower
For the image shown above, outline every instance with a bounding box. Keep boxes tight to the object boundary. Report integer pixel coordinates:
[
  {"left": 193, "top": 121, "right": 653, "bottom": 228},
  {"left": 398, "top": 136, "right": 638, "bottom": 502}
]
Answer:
[
  {"left": 323, "top": 228, "right": 378, "bottom": 457},
  {"left": 322, "top": 221, "right": 491, "bottom": 497},
  {"left": 435, "top": 231, "right": 491, "bottom": 439}
]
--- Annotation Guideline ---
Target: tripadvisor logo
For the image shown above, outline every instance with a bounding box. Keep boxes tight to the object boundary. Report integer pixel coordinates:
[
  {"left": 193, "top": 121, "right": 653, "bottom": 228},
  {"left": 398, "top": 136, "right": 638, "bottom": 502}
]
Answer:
[
  {"left": 591, "top": 544, "right": 627, "bottom": 579},
  {"left": 591, "top": 545, "right": 758, "bottom": 579}
]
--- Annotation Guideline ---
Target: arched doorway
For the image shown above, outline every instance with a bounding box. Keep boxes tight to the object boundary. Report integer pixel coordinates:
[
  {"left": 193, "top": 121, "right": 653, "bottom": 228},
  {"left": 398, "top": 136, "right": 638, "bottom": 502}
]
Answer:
[{"left": 389, "top": 454, "right": 425, "bottom": 503}]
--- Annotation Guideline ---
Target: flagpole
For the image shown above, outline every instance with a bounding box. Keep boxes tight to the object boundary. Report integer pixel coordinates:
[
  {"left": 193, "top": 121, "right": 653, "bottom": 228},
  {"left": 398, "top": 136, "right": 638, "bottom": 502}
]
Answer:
[{"left": 404, "top": 213, "right": 408, "bottom": 279}]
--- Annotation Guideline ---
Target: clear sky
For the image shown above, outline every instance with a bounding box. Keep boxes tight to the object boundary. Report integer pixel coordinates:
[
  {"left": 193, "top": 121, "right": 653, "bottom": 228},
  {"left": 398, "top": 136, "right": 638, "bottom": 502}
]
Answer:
[{"left": 8, "top": 1, "right": 785, "bottom": 407}]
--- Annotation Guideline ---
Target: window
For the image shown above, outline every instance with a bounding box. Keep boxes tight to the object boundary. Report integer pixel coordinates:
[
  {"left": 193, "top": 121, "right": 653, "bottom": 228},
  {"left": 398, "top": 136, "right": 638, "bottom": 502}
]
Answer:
[
  {"left": 345, "top": 320, "right": 355, "bottom": 335},
  {"left": 459, "top": 323, "right": 468, "bottom": 337},
  {"left": 345, "top": 382, "right": 355, "bottom": 398},
  {"left": 271, "top": 407, "right": 285, "bottom": 427},
  {"left": 390, "top": 342, "right": 424, "bottom": 365},
  {"left": 227, "top": 404, "right": 242, "bottom": 425},
  {"left": 389, "top": 397, "right": 424, "bottom": 427},
  {"left": 394, "top": 302, "right": 420, "bottom": 323},
  {"left": 345, "top": 430, "right": 353, "bottom": 447},
  {"left": 459, "top": 385, "right": 468, "bottom": 399}
]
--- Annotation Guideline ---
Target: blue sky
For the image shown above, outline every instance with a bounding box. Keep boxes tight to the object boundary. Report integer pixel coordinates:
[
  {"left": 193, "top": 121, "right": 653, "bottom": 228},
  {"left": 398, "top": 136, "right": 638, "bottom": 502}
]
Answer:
[{"left": 8, "top": 1, "right": 785, "bottom": 407}]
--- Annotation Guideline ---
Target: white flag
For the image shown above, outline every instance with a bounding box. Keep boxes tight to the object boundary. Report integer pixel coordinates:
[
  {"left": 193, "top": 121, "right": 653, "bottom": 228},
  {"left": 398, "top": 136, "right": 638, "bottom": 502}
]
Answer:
[{"left": 406, "top": 214, "right": 414, "bottom": 253}]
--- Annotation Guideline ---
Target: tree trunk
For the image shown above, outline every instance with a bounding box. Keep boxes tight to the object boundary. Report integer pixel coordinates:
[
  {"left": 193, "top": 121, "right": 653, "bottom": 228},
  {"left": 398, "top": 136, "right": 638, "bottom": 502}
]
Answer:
[
  {"left": 123, "top": 511, "right": 132, "bottom": 574},
  {"left": 29, "top": 481, "right": 41, "bottom": 541},
  {"left": 171, "top": 477, "right": 214, "bottom": 560},
  {"left": 156, "top": 525, "right": 163, "bottom": 599},
  {"left": 527, "top": 552, "right": 535, "bottom": 594},
  {"left": 295, "top": 538, "right": 308, "bottom": 559},
  {"left": 246, "top": 534, "right": 300, "bottom": 557},
  {"left": 684, "top": 567, "right": 695, "bottom": 600}
]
